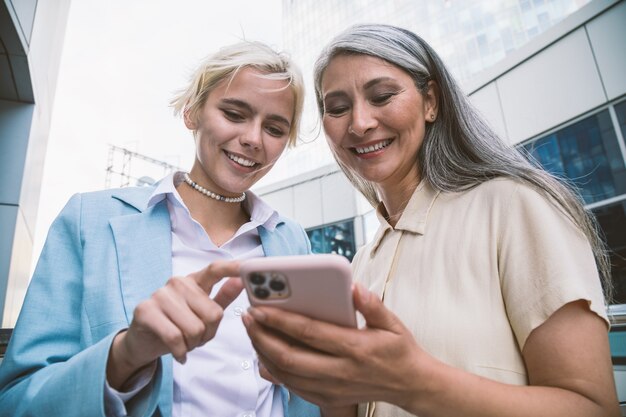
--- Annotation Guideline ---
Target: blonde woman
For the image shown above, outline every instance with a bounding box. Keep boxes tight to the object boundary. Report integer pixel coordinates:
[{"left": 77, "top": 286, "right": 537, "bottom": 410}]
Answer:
[{"left": 0, "top": 41, "right": 319, "bottom": 417}]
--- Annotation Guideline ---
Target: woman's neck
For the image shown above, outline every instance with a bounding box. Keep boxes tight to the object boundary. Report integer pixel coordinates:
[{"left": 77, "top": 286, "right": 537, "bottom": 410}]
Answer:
[
  {"left": 377, "top": 175, "right": 421, "bottom": 228},
  {"left": 177, "top": 183, "right": 250, "bottom": 247}
]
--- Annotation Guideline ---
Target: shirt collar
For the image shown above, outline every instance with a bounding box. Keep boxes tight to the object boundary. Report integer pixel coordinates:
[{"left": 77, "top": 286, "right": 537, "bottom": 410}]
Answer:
[
  {"left": 371, "top": 180, "right": 440, "bottom": 253},
  {"left": 245, "top": 191, "right": 281, "bottom": 231},
  {"left": 146, "top": 172, "right": 177, "bottom": 208},
  {"left": 147, "top": 172, "right": 280, "bottom": 231}
]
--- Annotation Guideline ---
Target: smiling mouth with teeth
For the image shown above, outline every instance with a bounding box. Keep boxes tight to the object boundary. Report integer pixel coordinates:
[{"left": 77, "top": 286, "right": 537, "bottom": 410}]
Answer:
[
  {"left": 353, "top": 139, "right": 392, "bottom": 155},
  {"left": 226, "top": 151, "right": 258, "bottom": 168}
]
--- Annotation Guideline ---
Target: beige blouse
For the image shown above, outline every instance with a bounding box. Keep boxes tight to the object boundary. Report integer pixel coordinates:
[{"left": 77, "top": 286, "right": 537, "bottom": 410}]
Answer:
[{"left": 352, "top": 178, "right": 608, "bottom": 417}]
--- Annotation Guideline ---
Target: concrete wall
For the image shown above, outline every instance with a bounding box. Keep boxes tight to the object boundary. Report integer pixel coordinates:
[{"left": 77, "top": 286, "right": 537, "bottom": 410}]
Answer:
[
  {"left": 260, "top": 164, "right": 369, "bottom": 229},
  {"left": 468, "top": 0, "right": 626, "bottom": 146}
]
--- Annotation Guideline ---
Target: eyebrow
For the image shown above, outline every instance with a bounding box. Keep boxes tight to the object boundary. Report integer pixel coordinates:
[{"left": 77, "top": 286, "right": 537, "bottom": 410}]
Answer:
[
  {"left": 323, "top": 77, "right": 398, "bottom": 101},
  {"left": 363, "top": 76, "right": 396, "bottom": 90},
  {"left": 220, "top": 98, "right": 291, "bottom": 128}
]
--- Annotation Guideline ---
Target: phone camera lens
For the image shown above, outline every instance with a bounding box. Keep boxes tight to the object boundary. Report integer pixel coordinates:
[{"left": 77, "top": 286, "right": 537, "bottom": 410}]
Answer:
[
  {"left": 269, "top": 279, "right": 285, "bottom": 292},
  {"left": 253, "top": 287, "right": 270, "bottom": 299},
  {"left": 250, "top": 273, "right": 266, "bottom": 285}
]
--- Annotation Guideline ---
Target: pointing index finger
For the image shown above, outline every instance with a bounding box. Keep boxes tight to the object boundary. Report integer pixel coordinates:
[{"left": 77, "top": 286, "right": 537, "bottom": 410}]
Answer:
[{"left": 187, "top": 260, "right": 241, "bottom": 294}]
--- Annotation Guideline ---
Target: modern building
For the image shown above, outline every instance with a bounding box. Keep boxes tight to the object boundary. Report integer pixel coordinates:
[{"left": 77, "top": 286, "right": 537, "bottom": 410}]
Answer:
[
  {"left": 258, "top": 0, "right": 595, "bottom": 187},
  {"left": 263, "top": 0, "right": 625, "bottom": 303},
  {"left": 260, "top": 0, "right": 614, "bottom": 261},
  {"left": 0, "top": 0, "right": 71, "bottom": 327}
]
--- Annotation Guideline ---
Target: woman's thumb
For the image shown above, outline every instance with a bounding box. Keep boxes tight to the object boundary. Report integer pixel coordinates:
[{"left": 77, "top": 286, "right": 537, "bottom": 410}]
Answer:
[{"left": 353, "top": 283, "right": 404, "bottom": 333}]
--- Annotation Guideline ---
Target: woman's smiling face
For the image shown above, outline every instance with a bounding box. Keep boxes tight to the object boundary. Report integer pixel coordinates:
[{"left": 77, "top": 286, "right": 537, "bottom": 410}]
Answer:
[
  {"left": 186, "top": 67, "right": 295, "bottom": 196},
  {"left": 320, "top": 54, "right": 437, "bottom": 191}
]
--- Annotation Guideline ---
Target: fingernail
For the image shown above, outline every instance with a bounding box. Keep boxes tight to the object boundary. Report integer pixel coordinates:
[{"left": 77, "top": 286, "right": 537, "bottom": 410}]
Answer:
[
  {"left": 356, "top": 283, "right": 371, "bottom": 304},
  {"left": 241, "top": 313, "right": 251, "bottom": 328},
  {"left": 248, "top": 307, "right": 266, "bottom": 322}
]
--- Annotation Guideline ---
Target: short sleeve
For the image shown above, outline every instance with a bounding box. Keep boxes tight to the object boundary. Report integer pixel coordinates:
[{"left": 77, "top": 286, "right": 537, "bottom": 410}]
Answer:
[{"left": 497, "top": 183, "right": 608, "bottom": 349}]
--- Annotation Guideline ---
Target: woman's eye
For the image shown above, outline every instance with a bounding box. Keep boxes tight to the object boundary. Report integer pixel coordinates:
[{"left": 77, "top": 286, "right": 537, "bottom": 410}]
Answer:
[
  {"left": 223, "top": 110, "right": 245, "bottom": 122},
  {"left": 370, "top": 93, "right": 395, "bottom": 105},
  {"left": 324, "top": 105, "right": 349, "bottom": 117},
  {"left": 266, "top": 125, "right": 286, "bottom": 137}
]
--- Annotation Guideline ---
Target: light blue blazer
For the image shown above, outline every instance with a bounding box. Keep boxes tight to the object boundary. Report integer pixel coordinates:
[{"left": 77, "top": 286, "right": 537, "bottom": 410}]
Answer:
[{"left": 0, "top": 186, "right": 320, "bottom": 417}]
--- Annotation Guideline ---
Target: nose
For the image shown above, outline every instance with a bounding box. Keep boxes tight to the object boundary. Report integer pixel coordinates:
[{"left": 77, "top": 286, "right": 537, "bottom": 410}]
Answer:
[
  {"left": 348, "top": 102, "right": 377, "bottom": 137},
  {"left": 240, "top": 124, "right": 263, "bottom": 150}
]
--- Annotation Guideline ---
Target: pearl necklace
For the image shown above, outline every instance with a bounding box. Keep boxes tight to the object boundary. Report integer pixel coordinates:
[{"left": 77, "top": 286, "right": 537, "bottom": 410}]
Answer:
[{"left": 183, "top": 173, "right": 246, "bottom": 203}]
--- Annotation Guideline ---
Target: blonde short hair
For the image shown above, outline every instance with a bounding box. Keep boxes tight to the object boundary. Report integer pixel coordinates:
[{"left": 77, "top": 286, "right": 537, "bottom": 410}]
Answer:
[{"left": 171, "top": 41, "right": 304, "bottom": 146}]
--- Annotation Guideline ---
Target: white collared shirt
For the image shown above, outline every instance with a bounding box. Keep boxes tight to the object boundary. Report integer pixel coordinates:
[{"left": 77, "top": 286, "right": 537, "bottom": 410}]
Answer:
[{"left": 106, "top": 172, "right": 283, "bottom": 417}]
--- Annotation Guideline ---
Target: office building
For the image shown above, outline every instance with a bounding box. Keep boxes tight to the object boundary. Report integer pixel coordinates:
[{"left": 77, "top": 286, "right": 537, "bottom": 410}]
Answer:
[
  {"left": 259, "top": 0, "right": 594, "bottom": 186},
  {"left": 259, "top": 0, "right": 626, "bottom": 304},
  {"left": 0, "top": 0, "right": 71, "bottom": 326}
]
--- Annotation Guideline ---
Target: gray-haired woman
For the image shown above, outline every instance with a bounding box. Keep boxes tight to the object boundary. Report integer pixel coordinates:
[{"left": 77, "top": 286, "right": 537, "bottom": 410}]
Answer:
[{"left": 243, "top": 24, "right": 620, "bottom": 417}]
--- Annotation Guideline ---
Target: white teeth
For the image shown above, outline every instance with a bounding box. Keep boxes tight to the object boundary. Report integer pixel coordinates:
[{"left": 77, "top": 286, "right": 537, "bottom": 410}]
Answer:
[
  {"left": 227, "top": 152, "right": 256, "bottom": 167},
  {"left": 354, "top": 139, "right": 392, "bottom": 154}
]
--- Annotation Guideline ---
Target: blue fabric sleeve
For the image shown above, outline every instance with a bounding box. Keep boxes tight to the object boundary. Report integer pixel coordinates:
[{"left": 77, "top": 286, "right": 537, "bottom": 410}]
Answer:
[{"left": 0, "top": 194, "right": 162, "bottom": 417}]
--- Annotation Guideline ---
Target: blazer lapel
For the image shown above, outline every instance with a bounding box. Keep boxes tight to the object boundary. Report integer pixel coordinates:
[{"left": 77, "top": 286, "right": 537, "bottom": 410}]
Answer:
[
  {"left": 259, "top": 226, "right": 284, "bottom": 257},
  {"left": 109, "top": 197, "right": 174, "bottom": 416},
  {"left": 109, "top": 200, "right": 172, "bottom": 322}
]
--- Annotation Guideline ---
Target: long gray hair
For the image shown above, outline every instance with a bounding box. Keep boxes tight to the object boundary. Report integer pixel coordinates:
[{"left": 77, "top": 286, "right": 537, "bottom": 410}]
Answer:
[{"left": 314, "top": 23, "right": 612, "bottom": 301}]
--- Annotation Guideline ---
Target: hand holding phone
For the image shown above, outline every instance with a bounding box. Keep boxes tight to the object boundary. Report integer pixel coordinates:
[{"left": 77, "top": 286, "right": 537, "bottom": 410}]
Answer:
[{"left": 240, "top": 254, "right": 357, "bottom": 327}]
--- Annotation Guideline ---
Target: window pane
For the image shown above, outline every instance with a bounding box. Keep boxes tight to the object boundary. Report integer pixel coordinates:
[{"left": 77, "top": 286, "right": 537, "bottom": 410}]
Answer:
[
  {"left": 592, "top": 200, "right": 626, "bottom": 305},
  {"left": 523, "top": 110, "right": 626, "bottom": 204},
  {"left": 615, "top": 100, "right": 626, "bottom": 140},
  {"left": 307, "top": 228, "right": 327, "bottom": 255},
  {"left": 306, "top": 219, "right": 356, "bottom": 261}
]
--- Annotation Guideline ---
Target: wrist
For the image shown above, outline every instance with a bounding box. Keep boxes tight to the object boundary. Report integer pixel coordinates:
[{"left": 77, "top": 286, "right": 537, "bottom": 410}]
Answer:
[
  {"left": 107, "top": 330, "right": 155, "bottom": 390},
  {"left": 395, "top": 350, "right": 444, "bottom": 416}
]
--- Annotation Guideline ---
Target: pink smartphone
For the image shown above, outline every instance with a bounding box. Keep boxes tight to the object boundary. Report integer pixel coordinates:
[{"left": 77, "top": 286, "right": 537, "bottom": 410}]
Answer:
[{"left": 240, "top": 254, "right": 357, "bottom": 327}]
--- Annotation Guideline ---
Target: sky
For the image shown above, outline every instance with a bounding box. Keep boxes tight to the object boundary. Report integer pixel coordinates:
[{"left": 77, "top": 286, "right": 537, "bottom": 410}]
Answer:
[{"left": 34, "top": 0, "right": 284, "bottom": 265}]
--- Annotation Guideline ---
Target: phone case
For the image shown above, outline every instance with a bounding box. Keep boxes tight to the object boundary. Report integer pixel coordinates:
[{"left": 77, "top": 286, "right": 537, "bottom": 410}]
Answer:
[{"left": 240, "top": 254, "right": 357, "bottom": 327}]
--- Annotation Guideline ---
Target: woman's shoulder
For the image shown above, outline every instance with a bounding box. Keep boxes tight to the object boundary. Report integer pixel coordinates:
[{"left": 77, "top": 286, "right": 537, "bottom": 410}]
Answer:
[
  {"left": 71, "top": 185, "right": 155, "bottom": 209},
  {"left": 471, "top": 177, "right": 582, "bottom": 236},
  {"left": 56, "top": 186, "right": 157, "bottom": 224},
  {"left": 467, "top": 177, "right": 522, "bottom": 197},
  {"left": 82, "top": 185, "right": 155, "bottom": 205},
  {"left": 459, "top": 177, "right": 554, "bottom": 209},
  {"left": 437, "top": 178, "right": 575, "bottom": 229},
  {"left": 274, "top": 214, "right": 301, "bottom": 229}
]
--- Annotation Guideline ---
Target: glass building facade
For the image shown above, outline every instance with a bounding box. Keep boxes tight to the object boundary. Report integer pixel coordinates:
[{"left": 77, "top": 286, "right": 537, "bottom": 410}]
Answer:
[
  {"left": 306, "top": 219, "right": 357, "bottom": 261},
  {"left": 521, "top": 98, "right": 626, "bottom": 304},
  {"left": 274, "top": 0, "right": 626, "bottom": 308},
  {"left": 522, "top": 108, "right": 626, "bottom": 205},
  {"left": 261, "top": 0, "right": 593, "bottom": 188}
]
